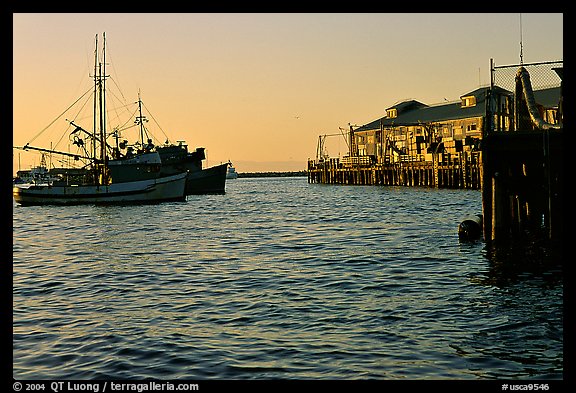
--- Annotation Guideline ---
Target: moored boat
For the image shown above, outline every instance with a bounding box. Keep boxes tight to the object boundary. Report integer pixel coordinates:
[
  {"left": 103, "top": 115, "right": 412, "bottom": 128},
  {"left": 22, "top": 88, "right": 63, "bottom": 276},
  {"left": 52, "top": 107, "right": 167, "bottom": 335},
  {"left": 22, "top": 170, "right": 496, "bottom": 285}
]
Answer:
[
  {"left": 13, "top": 172, "right": 187, "bottom": 206},
  {"left": 13, "top": 33, "right": 188, "bottom": 206},
  {"left": 113, "top": 97, "right": 229, "bottom": 195},
  {"left": 184, "top": 160, "right": 229, "bottom": 194},
  {"left": 154, "top": 143, "right": 229, "bottom": 194}
]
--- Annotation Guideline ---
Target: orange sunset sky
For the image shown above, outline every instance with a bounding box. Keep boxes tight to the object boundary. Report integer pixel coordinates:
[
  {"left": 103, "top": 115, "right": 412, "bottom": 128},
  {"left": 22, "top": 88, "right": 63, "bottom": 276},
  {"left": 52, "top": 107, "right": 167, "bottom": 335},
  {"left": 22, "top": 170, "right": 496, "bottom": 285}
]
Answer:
[{"left": 13, "top": 13, "right": 563, "bottom": 174}]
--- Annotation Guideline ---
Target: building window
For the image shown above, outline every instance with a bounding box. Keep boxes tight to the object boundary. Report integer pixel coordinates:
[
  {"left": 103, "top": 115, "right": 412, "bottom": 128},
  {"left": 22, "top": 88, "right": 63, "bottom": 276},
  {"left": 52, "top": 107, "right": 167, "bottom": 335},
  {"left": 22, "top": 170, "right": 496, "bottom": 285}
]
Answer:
[
  {"left": 387, "top": 108, "right": 397, "bottom": 118},
  {"left": 461, "top": 96, "right": 476, "bottom": 108}
]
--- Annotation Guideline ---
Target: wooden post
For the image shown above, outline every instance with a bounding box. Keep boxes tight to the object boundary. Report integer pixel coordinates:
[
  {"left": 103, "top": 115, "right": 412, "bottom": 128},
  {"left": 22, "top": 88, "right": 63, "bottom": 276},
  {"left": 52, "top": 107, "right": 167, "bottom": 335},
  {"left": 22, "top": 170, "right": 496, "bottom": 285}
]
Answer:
[{"left": 433, "top": 154, "right": 439, "bottom": 188}]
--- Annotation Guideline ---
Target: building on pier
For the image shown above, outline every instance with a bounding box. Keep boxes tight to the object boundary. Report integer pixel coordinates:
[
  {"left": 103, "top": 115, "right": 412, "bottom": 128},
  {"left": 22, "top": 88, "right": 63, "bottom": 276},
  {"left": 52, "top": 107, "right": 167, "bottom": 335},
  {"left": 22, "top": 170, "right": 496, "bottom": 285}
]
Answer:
[{"left": 308, "top": 72, "right": 561, "bottom": 190}]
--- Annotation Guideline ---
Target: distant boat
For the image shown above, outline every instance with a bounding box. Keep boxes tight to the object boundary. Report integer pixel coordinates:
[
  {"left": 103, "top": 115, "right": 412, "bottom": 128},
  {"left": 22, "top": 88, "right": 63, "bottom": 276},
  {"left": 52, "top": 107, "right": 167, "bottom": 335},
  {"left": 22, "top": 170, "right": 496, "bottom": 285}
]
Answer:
[
  {"left": 226, "top": 163, "right": 238, "bottom": 179},
  {"left": 13, "top": 33, "right": 187, "bottom": 206},
  {"left": 13, "top": 153, "right": 59, "bottom": 186}
]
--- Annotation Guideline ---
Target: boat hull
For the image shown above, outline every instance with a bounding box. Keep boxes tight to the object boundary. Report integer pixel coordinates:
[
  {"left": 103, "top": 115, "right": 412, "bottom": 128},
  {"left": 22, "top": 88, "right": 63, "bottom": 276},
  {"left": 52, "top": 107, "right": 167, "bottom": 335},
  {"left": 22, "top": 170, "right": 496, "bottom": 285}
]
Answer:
[
  {"left": 155, "top": 144, "right": 228, "bottom": 195},
  {"left": 185, "top": 162, "right": 229, "bottom": 195},
  {"left": 13, "top": 172, "right": 187, "bottom": 206}
]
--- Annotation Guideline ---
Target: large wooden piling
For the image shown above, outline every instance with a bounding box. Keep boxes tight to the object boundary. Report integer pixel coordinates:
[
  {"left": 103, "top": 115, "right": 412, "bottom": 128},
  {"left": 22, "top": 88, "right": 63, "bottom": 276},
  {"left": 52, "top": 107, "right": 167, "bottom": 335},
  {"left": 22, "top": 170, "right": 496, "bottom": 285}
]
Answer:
[{"left": 480, "top": 129, "right": 563, "bottom": 245}]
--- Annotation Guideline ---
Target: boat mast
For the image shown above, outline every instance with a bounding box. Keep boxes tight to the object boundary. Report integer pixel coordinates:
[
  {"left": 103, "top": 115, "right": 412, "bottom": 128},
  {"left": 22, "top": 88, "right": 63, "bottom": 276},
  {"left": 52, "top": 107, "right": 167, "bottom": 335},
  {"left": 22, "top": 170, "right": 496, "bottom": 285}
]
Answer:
[
  {"left": 98, "top": 61, "right": 105, "bottom": 163},
  {"left": 96, "top": 32, "right": 109, "bottom": 184},
  {"left": 99, "top": 34, "right": 108, "bottom": 175},
  {"left": 102, "top": 32, "right": 107, "bottom": 169},
  {"left": 93, "top": 34, "right": 98, "bottom": 177},
  {"left": 136, "top": 90, "right": 147, "bottom": 147}
]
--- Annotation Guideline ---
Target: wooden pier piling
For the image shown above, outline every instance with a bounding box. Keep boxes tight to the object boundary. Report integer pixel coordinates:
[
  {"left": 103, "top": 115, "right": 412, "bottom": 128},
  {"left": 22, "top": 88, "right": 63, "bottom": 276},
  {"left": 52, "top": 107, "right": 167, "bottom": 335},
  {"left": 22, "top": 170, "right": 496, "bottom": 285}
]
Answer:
[
  {"left": 307, "top": 151, "right": 482, "bottom": 190},
  {"left": 480, "top": 129, "right": 563, "bottom": 245}
]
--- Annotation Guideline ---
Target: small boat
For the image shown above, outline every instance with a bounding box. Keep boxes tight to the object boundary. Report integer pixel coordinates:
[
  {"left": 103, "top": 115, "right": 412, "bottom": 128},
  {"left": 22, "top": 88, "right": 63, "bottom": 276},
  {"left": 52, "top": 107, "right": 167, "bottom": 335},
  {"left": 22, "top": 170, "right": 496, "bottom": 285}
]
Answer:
[
  {"left": 13, "top": 33, "right": 187, "bottom": 206},
  {"left": 226, "top": 163, "right": 238, "bottom": 179},
  {"left": 13, "top": 155, "right": 59, "bottom": 186}
]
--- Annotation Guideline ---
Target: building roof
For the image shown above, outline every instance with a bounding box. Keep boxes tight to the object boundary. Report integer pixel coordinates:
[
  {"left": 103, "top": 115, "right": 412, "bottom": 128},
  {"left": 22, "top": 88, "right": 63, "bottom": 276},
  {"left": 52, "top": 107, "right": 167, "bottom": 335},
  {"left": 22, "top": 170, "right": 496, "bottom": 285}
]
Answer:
[
  {"left": 387, "top": 99, "right": 428, "bottom": 114},
  {"left": 354, "top": 85, "right": 559, "bottom": 132},
  {"left": 532, "top": 86, "right": 561, "bottom": 108}
]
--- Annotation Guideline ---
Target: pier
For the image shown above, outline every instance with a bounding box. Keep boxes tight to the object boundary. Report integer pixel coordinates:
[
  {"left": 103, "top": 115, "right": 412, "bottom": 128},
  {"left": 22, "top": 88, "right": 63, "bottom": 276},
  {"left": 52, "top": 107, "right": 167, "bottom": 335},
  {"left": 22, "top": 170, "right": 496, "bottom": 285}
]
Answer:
[
  {"left": 308, "top": 151, "right": 482, "bottom": 189},
  {"left": 308, "top": 59, "right": 563, "bottom": 245}
]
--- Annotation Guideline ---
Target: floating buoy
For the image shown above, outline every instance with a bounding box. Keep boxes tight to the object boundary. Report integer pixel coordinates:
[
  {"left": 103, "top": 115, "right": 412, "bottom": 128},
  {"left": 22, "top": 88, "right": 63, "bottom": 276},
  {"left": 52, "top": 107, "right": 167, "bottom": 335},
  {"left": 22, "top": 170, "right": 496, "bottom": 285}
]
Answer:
[{"left": 458, "top": 214, "right": 483, "bottom": 241}]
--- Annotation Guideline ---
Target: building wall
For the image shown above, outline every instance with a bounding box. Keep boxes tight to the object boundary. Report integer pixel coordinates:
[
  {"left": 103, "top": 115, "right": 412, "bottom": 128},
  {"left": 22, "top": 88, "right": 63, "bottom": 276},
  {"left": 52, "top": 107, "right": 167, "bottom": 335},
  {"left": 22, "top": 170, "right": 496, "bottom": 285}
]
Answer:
[{"left": 353, "top": 115, "right": 484, "bottom": 163}]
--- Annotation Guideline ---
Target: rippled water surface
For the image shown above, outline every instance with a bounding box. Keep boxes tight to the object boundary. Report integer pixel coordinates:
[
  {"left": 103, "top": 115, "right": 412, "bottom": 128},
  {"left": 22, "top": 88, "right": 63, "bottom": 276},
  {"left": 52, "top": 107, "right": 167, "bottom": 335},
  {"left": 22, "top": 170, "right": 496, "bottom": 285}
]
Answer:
[{"left": 13, "top": 177, "right": 563, "bottom": 380}]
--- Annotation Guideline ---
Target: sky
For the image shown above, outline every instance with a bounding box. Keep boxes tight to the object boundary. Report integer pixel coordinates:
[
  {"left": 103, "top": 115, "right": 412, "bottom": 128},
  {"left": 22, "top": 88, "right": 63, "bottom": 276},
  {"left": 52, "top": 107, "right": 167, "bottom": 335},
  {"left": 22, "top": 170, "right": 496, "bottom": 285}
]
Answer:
[{"left": 12, "top": 13, "right": 563, "bottom": 174}]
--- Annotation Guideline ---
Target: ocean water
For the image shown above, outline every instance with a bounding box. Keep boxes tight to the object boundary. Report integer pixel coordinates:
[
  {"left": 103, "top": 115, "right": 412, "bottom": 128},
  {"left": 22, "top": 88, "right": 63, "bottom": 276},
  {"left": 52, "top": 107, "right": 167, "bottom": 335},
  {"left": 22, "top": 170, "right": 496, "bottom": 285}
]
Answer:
[{"left": 12, "top": 177, "right": 563, "bottom": 380}]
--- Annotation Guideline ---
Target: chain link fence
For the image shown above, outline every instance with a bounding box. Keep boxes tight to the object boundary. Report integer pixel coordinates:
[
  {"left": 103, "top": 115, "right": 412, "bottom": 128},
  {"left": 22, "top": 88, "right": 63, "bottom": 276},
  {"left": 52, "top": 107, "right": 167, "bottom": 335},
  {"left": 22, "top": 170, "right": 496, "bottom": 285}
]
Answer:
[
  {"left": 492, "top": 60, "right": 563, "bottom": 92},
  {"left": 489, "top": 60, "right": 563, "bottom": 131}
]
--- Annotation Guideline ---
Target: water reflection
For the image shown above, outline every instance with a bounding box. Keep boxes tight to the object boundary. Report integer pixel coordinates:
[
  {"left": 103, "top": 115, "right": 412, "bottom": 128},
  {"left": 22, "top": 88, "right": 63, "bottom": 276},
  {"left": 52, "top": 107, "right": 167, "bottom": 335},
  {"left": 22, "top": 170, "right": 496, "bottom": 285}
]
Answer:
[
  {"left": 477, "top": 239, "right": 563, "bottom": 288},
  {"left": 460, "top": 238, "right": 563, "bottom": 379}
]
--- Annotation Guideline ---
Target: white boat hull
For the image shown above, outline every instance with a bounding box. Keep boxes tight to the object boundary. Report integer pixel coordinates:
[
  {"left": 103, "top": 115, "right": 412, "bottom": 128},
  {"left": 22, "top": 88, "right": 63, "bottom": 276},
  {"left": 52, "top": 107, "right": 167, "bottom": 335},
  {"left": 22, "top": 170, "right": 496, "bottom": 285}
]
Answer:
[
  {"left": 13, "top": 172, "right": 187, "bottom": 206},
  {"left": 226, "top": 166, "right": 238, "bottom": 179}
]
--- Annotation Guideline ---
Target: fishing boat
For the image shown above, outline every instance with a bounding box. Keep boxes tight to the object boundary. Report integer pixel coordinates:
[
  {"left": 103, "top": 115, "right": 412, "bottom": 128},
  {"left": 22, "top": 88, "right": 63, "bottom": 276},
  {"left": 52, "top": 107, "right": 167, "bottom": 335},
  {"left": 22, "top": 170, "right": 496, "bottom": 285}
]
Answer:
[
  {"left": 13, "top": 33, "right": 187, "bottom": 206},
  {"left": 155, "top": 142, "right": 229, "bottom": 194},
  {"left": 111, "top": 95, "right": 229, "bottom": 195},
  {"left": 13, "top": 172, "right": 187, "bottom": 206}
]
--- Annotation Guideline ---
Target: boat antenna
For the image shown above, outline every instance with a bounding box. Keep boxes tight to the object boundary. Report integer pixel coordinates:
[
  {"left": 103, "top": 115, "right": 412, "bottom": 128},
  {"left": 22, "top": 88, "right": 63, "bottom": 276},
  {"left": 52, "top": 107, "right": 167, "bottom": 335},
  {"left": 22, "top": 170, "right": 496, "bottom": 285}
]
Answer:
[{"left": 519, "top": 13, "right": 524, "bottom": 65}]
